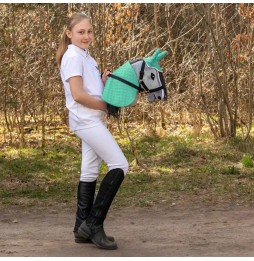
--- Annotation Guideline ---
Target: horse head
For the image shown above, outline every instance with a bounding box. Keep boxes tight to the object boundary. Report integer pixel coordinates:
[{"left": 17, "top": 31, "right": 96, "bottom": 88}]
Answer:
[
  {"left": 102, "top": 48, "right": 168, "bottom": 115},
  {"left": 131, "top": 49, "right": 168, "bottom": 102}
]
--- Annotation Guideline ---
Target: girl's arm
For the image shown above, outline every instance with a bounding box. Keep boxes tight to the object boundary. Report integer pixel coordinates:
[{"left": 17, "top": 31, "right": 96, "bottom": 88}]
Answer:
[{"left": 69, "top": 76, "right": 107, "bottom": 112}]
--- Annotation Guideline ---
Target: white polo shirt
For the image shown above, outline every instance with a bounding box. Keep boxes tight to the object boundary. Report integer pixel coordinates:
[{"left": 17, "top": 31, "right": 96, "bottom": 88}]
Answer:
[{"left": 60, "top": 44, "right": 106, "bottom": 131}]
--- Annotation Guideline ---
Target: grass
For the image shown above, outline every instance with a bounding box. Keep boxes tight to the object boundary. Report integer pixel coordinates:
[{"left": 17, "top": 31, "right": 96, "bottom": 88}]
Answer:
[{"left": 1, "top": 124, "right": 254, "bottom": 208}]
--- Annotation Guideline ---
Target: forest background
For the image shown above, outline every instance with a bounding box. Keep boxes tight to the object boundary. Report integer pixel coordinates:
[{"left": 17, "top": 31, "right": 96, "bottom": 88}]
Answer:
[
  {"left": 1, "top": 3, "right": 254, "bottom": 207},
  {"left": 1, "top": 2, "right": 254, "bottom": 145}
]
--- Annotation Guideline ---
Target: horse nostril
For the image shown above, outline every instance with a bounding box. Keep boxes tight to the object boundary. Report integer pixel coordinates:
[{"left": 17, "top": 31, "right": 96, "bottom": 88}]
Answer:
[{"left": 158, "top": 96, "right": 161, "bottom": 100}]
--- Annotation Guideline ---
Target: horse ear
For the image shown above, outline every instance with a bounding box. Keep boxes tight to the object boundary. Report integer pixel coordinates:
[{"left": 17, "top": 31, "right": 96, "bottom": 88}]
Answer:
[
  {"left": 151, "top": 49, "right": 161, "bottom": 63},
  {"left": 145, "top": 49, "right": 168, "bottom": 70},
  {"left": 156, "top": 51, "right": 168, "bottom": 61}
]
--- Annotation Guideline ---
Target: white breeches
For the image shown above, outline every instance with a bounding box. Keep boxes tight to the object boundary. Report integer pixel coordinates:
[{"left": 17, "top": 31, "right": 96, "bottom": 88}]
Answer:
[{"left": 74, "top": 122, "right": 129, "bottom": 182}]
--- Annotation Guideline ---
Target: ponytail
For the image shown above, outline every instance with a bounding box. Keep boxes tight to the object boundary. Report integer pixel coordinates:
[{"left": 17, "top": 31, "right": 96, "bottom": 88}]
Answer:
[
  {"left": 56, "top": 12, "right": 91, "bottom": 66},
  {"left": 56, "top": 29, "right": 71, "bottom": 66}
]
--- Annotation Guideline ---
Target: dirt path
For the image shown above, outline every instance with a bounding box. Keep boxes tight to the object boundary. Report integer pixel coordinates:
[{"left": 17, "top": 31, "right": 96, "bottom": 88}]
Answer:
[{"left": 1, "top": 203, "right": 254, "bottom": 257}]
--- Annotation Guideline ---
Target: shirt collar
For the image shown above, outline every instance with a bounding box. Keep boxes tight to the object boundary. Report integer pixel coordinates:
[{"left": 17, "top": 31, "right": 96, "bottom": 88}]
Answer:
[{"left": 68, "top": 44, "right": 88, "bottom": 58}]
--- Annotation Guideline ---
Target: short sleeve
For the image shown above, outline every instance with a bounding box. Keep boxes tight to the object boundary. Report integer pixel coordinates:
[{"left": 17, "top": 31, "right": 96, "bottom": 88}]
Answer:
[{"left": 61, "top": 55, "right": 83, "bottom": 82}]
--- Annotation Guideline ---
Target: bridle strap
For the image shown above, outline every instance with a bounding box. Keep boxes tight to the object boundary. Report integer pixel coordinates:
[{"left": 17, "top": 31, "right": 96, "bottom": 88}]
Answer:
[
  {"left": 139, "top": 60, "right": 146, "bottom": 81},
  {"left": 108, "top": 73, "right": 140, "bottom": 91},
  {"left": 138, "top": 60, "right": 149, "bottom": 92}
]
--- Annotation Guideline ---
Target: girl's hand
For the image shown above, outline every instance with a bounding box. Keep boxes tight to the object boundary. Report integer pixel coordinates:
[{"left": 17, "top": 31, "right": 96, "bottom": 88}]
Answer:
[
  {"left": 100, "top": 100, "right": 108, "bottom": 114},
  {"left": 102, "top": 69, "right": 111, "bottom": 85}
]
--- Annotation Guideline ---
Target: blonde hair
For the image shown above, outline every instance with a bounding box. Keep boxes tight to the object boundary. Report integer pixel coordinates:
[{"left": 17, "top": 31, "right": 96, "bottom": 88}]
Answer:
[{"left": 56, "top": 12, "right": 91, "bottom": 66}]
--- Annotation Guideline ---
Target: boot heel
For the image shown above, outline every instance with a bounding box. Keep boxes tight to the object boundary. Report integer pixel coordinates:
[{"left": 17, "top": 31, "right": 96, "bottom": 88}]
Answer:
[
  {"left": 74, "top": 232, "right": 92, "bottom": 243},
  {"left": 78, "top": 222, "right": 91, "bottom": 240}
]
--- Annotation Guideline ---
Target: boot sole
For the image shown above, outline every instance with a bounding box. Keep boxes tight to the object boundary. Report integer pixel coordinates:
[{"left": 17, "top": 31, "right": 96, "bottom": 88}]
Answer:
[
  {"left": 75, "top": 232, "right": 115, "bottom": 243},
  {"left": 75, "top": 237, "right": 93, "bottom": 244},
  {"left": 90, "top": 238, "right": 118, "bottom": 250}
]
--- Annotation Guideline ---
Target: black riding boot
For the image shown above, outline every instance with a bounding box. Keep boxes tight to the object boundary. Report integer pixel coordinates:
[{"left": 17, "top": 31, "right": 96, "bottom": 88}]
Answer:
[
  {"left": 74, "top": 180, "right": 115, "bottom": 243},
  {"left": 73, "top": 180, "right": 96, "bottom": 243},
  {"left": 78, "top": 168, "right": 125, "bottom": 250}
]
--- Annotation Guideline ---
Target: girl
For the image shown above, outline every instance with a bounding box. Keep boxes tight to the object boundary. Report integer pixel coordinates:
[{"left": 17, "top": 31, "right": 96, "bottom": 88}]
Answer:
[{"left": 56, "top": 12, "right": 128, "bottom": 250}]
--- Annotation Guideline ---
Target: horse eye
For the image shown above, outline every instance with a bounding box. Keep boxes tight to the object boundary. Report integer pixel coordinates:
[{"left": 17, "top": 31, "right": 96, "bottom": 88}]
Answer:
[{"left": 151, "top": 73, "right": 155, "bottom": 80}]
